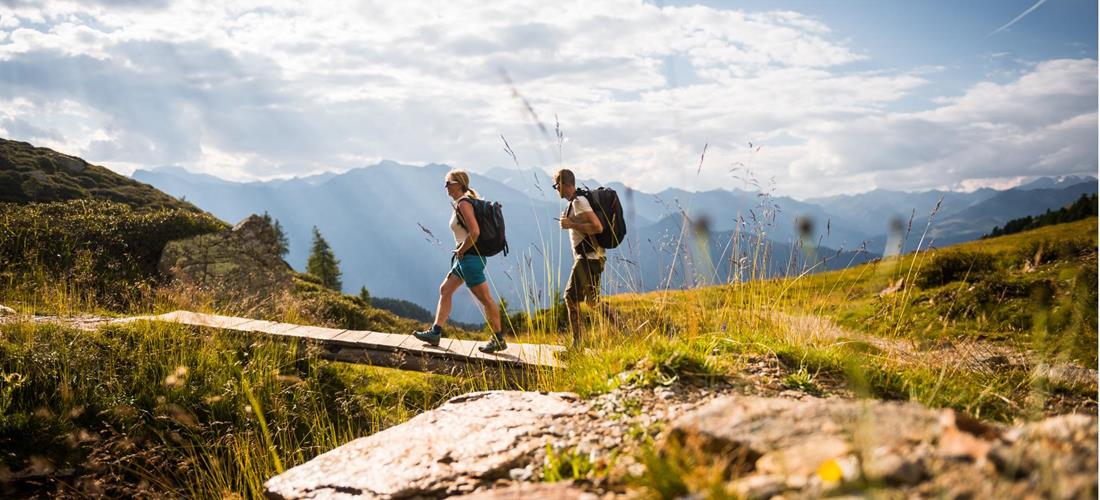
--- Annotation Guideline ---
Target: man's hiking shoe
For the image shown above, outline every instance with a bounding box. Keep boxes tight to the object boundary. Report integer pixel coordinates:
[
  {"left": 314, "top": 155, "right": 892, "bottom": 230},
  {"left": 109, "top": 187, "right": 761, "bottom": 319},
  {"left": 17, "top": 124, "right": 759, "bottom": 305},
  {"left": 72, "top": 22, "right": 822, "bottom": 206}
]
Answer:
[
  {"left": 413, "top": 327, "right": 442, "bottom": 346},
  {"left": 478, "top": 335, "right": 507, "bottom": 354}
]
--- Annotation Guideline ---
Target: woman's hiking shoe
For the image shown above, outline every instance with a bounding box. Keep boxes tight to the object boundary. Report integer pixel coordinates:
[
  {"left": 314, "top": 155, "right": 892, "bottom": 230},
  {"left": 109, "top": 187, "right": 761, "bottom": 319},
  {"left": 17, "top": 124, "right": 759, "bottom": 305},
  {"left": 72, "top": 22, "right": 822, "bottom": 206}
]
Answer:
[
  {"left": 478, "top": 334, "right": 507, "bottom": 354},
  {"left": 413, "top": 326, "right": 442, "bottom": 346}
]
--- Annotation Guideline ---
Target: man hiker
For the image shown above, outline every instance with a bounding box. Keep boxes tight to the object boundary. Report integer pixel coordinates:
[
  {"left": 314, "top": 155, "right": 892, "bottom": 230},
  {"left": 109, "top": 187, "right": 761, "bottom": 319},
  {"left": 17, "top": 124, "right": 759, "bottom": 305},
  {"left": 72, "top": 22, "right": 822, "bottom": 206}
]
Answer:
[{"left": 554, "top": 168, "right": 615, "bottom": 347}]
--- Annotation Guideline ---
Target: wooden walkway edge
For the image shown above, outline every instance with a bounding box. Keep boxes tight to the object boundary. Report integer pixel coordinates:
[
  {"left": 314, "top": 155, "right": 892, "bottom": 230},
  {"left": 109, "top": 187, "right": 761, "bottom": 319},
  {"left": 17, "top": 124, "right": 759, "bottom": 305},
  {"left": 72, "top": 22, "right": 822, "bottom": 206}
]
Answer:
[{"left": 114, "top": 311, "right": 564, "bottom": 374}]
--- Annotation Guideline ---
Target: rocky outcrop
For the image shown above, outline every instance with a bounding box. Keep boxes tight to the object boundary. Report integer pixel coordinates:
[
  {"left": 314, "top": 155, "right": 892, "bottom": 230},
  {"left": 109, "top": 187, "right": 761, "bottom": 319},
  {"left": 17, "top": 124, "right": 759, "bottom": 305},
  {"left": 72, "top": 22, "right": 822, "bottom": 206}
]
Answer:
[
  {"left": 263, "top": 391, "right": 588, "bottom": 499},
  {"left": 666, "top": 396, "right": 1098, "bottom": 499},
  {"left": 158, "top": 215, "right": 292, "bottom": 303},
  {"left": 262, "top": 387, "right": 1097, "bottom": 499},
  {"left": 452, "top": 482, "right": 594, "bottom": 499}
]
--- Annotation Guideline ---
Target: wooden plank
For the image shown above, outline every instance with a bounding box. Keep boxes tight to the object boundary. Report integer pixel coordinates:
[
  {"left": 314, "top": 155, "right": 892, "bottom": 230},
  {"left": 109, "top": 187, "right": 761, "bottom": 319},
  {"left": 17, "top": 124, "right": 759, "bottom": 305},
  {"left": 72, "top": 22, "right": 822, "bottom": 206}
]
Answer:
[
  {"left": 421, "top": 336, "right": 462, "bottom": 351},
  {"left": 234, "top": 319, "right": 283, "bottom": 333},
  {"left": 518, "top": 343, "right": 560, "bottom": 364},
  {"left": 450, "top": 338, "right": 482, "bottom": 358},
  {"left": 175, "top": 311, "right": 253, "bottom": 330},
  {"left": 289, "top": 325, "right": 346, "bottom": 341},
  {"left": 266, "top": 322, "right": 304, "bottom": 336},
  {"left": 427, "top": 337, "right": 461, "bottom": 355},
  {"left": 114, "top": 310, "right": 563, "bottom": 371},
  {"left": 371, "top": 332, "right": 417, "bottom": 350},
  {"left": 329, "top": 329, "right": 371, "bottom": 344}
]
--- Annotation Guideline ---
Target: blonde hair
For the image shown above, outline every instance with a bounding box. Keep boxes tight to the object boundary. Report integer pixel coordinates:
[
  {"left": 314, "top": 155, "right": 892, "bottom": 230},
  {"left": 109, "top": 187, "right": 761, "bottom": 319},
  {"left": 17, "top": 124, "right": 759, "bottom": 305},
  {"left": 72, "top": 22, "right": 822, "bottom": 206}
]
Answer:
[{"left": 446, "top": 169, "right": 479, "bottom": 199}]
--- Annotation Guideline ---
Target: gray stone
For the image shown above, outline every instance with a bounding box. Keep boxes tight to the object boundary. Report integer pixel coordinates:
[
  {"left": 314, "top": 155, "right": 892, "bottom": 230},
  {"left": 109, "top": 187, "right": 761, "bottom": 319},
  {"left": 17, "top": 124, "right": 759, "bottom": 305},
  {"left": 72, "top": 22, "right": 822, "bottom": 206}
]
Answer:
[
  {"left": 158, "top": 214, "right": 292, "bottom": 305},
  {"left": 264, "top": 391, "right": 587, "bottom": 499},
  {"left": 728, "top": 474, "right": 786, "bottom": 499},
  {"left": 667, "top": 395, "right": 1097, "bottom": 498},
  {"left": 667, "top": 396, "right": 944, "bottom": 462},
  {"left": 453, "top": 481, "right": 594, "bottom": 499},
  {"left": 864, "top": 448, "right": 925, "bottom": 485},
  {"left": 1034, "top": 363, "right": 1099, "bottom": 388},
  {"left": 506, "top": 466, "right": 532, "bottom": 482},
  {"left": 0, "top": 304, "right": 14, "bottom": 316},
  {"left": 988, "top": 414, "right": 1097, "bottom": 498},
  {"left": 879, "top": 277, "right": 905, "bottom": 296},
  {"left": 754, "top": 436, "right": 851, "bottom": 478}
]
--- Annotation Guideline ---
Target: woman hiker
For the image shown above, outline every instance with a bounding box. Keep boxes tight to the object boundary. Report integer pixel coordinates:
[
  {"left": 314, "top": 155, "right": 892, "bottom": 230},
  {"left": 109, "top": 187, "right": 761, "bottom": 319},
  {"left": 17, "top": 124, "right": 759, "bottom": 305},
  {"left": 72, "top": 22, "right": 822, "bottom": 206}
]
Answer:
[{"left": 412, "top": 170, "right": 507, "bottom": 354}]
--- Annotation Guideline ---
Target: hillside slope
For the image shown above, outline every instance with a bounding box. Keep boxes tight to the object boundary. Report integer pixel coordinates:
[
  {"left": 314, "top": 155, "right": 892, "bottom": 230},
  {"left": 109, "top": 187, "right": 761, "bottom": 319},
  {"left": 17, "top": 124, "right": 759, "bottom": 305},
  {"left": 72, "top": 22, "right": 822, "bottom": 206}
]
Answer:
[
  {"left": 931, "top": 181, "right": 1098, "bottom": 245},
  {"left": 0, "top": 137, "right": 202, "bottom": 212},
  {"left": 592, "top": 218, "right": 1097, "bottom": 421}
]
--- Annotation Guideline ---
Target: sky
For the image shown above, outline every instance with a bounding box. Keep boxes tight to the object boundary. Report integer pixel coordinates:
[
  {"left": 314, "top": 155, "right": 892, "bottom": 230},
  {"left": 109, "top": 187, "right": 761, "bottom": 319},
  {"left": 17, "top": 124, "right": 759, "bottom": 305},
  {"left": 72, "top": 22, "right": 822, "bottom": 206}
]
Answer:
[{"left": 0, "top": 0, "right": 1096, "bottom": 199}]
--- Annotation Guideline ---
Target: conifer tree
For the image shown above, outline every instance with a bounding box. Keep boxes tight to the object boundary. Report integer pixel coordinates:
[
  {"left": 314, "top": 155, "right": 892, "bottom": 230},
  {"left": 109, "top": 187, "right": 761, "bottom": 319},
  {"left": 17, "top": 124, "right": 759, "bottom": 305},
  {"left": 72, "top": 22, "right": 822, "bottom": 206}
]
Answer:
[
  {"left": 359, "top": 286, "right": 371, "bottom": 305},
  {"left": 307, "top": 226, "right": 342, "bottom": 291},
  {"left": 262, "top": 211, "right": 290, "bottom": 257}
]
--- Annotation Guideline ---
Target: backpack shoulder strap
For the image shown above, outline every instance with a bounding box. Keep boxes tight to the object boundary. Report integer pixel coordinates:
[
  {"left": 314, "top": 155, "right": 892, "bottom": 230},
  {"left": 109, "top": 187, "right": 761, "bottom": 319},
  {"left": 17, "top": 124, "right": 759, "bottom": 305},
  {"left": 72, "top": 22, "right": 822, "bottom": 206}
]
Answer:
[
  {"left": 454, "top": 197, "right": 474, "bottom": 228},
  {"left": 568, "top": 189, "right": 590, "bottom": 217}
]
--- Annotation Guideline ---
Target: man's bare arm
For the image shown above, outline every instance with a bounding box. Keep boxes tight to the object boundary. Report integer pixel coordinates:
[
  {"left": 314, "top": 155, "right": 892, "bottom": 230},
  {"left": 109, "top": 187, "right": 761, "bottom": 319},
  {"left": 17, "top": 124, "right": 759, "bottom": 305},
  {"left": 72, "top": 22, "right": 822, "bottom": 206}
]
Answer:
[{"left": 575, "top": 210, "right": 603, "bottom": 235}]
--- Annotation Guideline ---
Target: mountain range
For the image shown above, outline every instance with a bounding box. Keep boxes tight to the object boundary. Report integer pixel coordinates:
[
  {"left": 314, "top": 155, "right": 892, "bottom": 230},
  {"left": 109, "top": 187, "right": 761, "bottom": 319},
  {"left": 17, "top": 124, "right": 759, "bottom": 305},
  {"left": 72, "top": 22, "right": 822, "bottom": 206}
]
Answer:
[
  {"left": 0, "top": 134, "right": 1093, "bottom": 322},
  {"left": 131, "top": 163, "right": 1096, "bottom": 321}
]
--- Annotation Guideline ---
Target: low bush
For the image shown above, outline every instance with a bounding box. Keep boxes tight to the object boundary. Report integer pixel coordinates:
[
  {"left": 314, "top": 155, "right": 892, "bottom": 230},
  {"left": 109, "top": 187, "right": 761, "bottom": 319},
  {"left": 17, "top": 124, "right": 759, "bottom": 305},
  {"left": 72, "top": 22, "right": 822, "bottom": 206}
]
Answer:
[
  {"left": 914, "top": 250, "right": 995, "bottom": 288},
  {"left": 1014, "top": 238, "right": 1097, "bottom": 267},
  {"left": 287, "top": 275, "right": 423, "bottom": 333},
  {"left": 0, "top": 200, "right": 226, "bottom": 309}
]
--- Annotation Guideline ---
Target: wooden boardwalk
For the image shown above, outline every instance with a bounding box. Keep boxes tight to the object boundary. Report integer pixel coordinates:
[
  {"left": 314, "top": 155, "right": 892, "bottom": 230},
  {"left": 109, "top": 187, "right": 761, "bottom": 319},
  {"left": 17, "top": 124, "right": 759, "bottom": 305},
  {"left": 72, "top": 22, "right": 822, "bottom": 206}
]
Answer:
[{"left": 115, "top": 311, "right": 564, "bottom": 373}]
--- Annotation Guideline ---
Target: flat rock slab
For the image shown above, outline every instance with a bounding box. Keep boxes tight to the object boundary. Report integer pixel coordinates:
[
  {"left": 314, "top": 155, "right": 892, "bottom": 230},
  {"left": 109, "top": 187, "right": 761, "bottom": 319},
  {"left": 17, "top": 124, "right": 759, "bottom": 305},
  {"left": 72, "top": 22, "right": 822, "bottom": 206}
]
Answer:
[
  {"left": 667, "top": 395, "right": 1098, "bottom": 498},
  {"left": 670, "top": 395, "right": 946, "bottom": 457},
  {"left": 264, "top": 391, "right": 587, "bottom": 499},
  {"left": 453, "top": 481, "right": 595, "bottom": 499}
]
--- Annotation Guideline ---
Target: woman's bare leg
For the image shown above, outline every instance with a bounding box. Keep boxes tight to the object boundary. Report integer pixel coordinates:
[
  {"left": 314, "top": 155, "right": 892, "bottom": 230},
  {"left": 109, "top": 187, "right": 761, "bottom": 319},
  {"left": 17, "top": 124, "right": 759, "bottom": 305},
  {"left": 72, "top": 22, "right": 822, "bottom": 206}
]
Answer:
[
  {"left": 468, "top": 282, "right": 502, "bottom": 333},
  {"left": 433, "top": 274, "right": 464, "bottom": 327}
]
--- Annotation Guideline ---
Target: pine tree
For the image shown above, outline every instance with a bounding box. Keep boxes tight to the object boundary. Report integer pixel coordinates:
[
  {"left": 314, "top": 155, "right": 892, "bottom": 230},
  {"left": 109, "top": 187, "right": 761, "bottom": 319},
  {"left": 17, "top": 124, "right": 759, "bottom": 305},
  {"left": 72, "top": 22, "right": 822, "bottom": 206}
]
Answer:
[
  {"left": 358, "top": 286, "right": 371, "bottom": 306},
  {"left": 307, "top": 226, "right": 342, "bottom": 291},
  {"left": 262, "top": 211, "right": 290, "bottom": 257}
]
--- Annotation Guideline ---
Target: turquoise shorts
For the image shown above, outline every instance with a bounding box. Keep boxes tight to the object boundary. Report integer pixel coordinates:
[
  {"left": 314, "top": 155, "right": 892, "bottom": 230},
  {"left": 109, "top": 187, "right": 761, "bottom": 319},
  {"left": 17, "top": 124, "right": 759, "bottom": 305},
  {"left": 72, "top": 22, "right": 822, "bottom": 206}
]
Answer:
[{"left": 450, "top": 254, "right": 487, "bottom": 287}]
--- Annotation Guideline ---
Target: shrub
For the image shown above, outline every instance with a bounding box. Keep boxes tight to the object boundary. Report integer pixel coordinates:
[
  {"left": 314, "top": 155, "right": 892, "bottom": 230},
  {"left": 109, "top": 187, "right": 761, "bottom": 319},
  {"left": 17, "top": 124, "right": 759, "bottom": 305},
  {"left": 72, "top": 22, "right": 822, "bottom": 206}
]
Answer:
[
  {"left": 1014, "top": 238, "right": 1097, "bottom": 267},
  {"left": 0, "top": 199, "right": 227, "bottom": 309},
  {"left": 1032, "top": 263, "right": 1099, "bottom": 367},
  {"left": 371, "top": 296, "right": 433, "bottom": 322},
  {"left": 288, "top": 275, "right": 422, "bottom": 333},
  {"left": 914, "top": 250, "right": 995, "bottom": 288}
]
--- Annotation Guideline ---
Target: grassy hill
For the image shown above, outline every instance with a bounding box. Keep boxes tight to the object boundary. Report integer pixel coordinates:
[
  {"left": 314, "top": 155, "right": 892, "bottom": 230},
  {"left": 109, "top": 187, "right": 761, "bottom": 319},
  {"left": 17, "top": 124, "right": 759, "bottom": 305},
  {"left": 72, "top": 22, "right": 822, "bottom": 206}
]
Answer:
[
  {"left": 0, "top": 137, "right": 200, "bottom": 212},
  {"left": 0, "top": 139, "right": 434, "bottom": 330},
  {"left": 791, "top": 217, "right": 1096, "bottom": 363},
  {"left": 0, "top": 207, "right": 1094, "bottom": 495},
  {"left": 583, "top": 217, "right": 1097, "bottom": 420}
]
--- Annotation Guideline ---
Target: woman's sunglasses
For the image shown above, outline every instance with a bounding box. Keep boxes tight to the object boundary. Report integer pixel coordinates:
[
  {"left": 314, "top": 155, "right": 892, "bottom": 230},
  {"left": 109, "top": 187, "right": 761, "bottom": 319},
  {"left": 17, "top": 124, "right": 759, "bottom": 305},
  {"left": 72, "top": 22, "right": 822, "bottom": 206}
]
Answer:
[{"left": 445, "top": 181, "right": 460, "bottom": 188}]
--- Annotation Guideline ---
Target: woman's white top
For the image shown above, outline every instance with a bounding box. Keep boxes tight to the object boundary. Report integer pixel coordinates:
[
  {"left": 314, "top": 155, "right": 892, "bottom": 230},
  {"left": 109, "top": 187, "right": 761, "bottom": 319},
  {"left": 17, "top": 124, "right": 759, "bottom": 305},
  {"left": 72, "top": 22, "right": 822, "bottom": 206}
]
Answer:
[{"left": 449, "top": 195, "right": 470, "bottom": 247}]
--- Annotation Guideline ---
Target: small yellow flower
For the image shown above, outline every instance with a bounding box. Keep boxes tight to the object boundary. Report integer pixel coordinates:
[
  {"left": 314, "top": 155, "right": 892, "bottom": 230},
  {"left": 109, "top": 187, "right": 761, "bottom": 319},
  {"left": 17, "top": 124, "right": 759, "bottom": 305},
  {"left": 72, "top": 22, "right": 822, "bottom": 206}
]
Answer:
[{"left": 817, "top": 458, "right": 843, "bottom": 483}]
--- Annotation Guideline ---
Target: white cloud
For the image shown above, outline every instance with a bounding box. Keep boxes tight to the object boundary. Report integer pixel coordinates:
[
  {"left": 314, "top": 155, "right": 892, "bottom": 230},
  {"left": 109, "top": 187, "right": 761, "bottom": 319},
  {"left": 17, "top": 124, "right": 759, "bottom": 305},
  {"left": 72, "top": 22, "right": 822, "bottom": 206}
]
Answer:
[
  {"left": 785, "top": 58, "right": 1097, "bottom": 195},
  {"left": 0, "top": 1, "right": 1094, "bottom": 199}
]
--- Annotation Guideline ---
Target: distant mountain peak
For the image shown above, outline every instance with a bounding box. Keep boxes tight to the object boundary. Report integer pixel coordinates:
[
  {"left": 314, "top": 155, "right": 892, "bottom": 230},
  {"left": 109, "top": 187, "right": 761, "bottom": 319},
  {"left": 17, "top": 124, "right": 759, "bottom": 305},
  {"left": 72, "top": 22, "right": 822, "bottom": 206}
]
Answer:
[
  {"left": 134, "top": 165, "right": 235, "bottom": 186},
  {"left": 1016, "top": 175, "right": 1098, "bottom": 191},
  {"left": 147, "top": 165, "right": 193, "bottom": 175}
]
